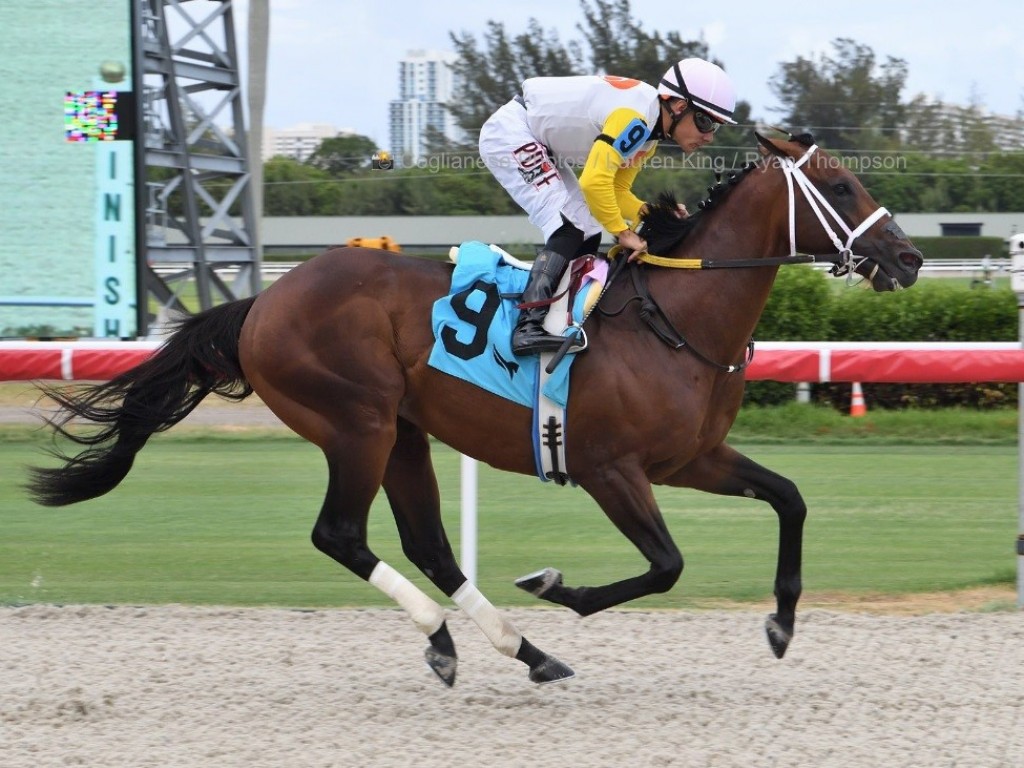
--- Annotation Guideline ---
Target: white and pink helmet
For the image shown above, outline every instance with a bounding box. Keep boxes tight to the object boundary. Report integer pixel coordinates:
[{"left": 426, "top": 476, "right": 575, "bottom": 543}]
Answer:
[{"left": 658, "top": 58, "right": 737, "bottom": 124}]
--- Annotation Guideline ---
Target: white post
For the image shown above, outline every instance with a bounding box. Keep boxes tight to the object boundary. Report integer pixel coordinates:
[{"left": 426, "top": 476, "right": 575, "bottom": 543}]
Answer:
[
  {"left": 460, "top": 454, "right": 478, "bottom": 585},
  {"left": 1017, "top": 330, "right": 1024, "bottom": 611},
  {"left": 1009, "top": 232, "right": 1024, "bottom": 609}
]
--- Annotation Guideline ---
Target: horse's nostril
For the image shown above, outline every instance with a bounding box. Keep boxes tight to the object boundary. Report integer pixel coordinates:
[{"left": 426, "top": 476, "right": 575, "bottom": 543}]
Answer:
[{"left": 900, "top": 251, "right": 923, "bottom": 271}]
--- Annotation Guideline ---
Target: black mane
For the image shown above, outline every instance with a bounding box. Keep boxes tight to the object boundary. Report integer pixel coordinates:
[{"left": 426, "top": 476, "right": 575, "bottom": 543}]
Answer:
[{"left": 638, "top": 162, "right": 759, "bottom": 256}]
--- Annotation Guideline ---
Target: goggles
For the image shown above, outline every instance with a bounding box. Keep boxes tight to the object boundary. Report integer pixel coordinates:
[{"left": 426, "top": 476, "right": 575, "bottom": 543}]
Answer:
[{"left": 691, "top": 108, "right": 723, "bottom": 135}]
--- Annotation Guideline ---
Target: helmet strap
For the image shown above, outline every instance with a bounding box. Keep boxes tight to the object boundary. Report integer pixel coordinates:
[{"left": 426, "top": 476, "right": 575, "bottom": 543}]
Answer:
[{"left": 659, "top": 98, "right": 690, "bottom": 141}]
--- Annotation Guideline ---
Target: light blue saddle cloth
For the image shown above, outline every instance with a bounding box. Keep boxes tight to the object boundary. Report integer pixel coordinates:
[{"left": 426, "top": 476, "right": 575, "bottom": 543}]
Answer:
[{"left": 428, "top": 241, "right": 592, "bottom": 408}]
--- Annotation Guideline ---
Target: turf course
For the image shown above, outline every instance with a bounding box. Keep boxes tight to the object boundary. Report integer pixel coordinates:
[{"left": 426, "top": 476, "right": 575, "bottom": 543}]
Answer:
[{"left": 1, "top": 426, "right": 1016, "bottom": 609}]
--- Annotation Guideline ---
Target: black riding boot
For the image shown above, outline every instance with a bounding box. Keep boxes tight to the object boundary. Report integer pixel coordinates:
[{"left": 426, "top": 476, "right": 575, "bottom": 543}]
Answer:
[{"left": 511, "top": 249, "right": 571, "bottom": 356}]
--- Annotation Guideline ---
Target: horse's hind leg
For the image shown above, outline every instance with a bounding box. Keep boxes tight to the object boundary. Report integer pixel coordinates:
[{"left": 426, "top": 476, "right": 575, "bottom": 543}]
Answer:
[
  {"left": 310, "top": 435, "right": 453, "bottom": 682},
  {"left": 383, "top": 419, "right": 573, "bottom": 685},
  {"left": 666, "top": 442, "right": 807, "bottom": 659},
  {"left": 515, "top": 464, "right": 684, "bottom": 614}
]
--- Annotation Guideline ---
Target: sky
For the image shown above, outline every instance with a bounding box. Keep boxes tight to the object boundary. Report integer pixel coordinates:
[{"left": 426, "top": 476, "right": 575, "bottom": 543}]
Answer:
[{"left": 229, "top": 0, "right": 1024, "bottom": 146}]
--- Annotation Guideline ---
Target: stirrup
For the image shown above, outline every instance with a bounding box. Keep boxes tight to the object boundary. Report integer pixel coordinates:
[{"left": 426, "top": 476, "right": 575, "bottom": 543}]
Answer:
[{"left": 512, "top": 332, "right": 567, "bottom": 356}]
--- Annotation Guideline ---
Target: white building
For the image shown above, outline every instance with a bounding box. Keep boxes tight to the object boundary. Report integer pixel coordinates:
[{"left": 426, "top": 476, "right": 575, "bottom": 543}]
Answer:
[
  {"left": 984, "top": 111, "right": 1024, "bottom": 151},
  {"left": 262, "top": 123, "right": 354, "bottom": 162},
  {"left": 388, "top": 50, "right": 463, "bottom": 165},
  {"left": 901, "top": 102, "right": 1024, "bottom": 151}
]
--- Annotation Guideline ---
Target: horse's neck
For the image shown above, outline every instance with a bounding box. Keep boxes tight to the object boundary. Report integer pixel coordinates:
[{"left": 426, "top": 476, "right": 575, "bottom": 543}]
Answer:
[{"left": 652, "top": 174, "right": 789, "bottom": 357}]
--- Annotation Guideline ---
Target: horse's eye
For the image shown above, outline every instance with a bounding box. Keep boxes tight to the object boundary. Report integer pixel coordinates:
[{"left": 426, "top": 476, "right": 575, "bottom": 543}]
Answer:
[{"left": 832, "top": 182, "right": 852, "bottom": 196}]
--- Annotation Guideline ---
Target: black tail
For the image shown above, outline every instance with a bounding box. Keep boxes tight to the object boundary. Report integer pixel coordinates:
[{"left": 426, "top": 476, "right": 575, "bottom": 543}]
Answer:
[{"left": 27, "top": 296, "right": 258, "bottom": 507}]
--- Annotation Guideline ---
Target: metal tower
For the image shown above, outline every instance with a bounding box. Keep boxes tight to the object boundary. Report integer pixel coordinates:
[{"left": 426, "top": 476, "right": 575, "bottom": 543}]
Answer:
[{"left": 135, "top": 0, "right": 261, "bottom": 331}]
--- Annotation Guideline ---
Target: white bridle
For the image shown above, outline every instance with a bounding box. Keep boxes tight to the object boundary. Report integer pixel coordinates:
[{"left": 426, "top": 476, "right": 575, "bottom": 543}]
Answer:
[{"left": 779, "top": 144, "right": 895, "bottom": 287}]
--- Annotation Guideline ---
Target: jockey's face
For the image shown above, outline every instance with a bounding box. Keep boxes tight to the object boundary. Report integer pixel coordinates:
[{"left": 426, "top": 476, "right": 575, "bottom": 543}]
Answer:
[{"left": 663, "top": 100, "right": 721, "bottom": 154}]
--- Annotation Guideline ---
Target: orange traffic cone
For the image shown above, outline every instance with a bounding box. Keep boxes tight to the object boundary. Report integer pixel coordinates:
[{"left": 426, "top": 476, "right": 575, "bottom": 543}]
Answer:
[{"left": 850, "top": 382, "right": 867, "bottom": 417}]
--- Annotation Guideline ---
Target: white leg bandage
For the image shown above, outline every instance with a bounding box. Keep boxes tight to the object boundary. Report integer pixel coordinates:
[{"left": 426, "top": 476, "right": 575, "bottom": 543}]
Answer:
[
  {"left": 452, "top": 581, "right": 523, "bottom": 658},
  {"left": 369, "top": 561, "right": 446, "bottom": 637}
]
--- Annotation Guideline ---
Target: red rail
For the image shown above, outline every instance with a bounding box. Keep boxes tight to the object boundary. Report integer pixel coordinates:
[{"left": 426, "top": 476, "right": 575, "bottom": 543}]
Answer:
[{"left": 2, "top": 340, "right": 1024, "bottom": 383}]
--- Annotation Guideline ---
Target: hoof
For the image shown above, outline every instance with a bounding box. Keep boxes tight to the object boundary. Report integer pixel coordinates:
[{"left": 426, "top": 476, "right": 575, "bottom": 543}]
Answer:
[
  {"left": 528, "top": 655, "right": 575, "bottom": 685},
  {"left": 515, "top": 567, "right": 563, "bottom": 597},
  {"left": 765, "top": 614, "right": 792, "bottom": 659},
  {"left": 424, "top": 647, "right": 457, "bottom": 687}
]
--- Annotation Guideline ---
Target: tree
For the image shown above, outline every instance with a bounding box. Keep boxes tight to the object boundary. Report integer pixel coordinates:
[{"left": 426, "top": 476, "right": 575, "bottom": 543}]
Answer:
[
  {"left": 576, "top": 0, "right": 708, "bottom": 85},
  {"left": 899, "top": 96, "right": 956, "bottom": 151},
  {"left": 974, "top": 152, "right": 1024, "bottom": 211},
  {"left": 769, "top": 38, "right": 908, "bottom": 150},
  {"left": 305, "top": 133, "right": 379, "bottom": 175},
  {"left": 263, "top": 156, "right": 332, "bottom": 215},
  {"left": 448, "top": 19, "right": 581, "bottom": 135}
]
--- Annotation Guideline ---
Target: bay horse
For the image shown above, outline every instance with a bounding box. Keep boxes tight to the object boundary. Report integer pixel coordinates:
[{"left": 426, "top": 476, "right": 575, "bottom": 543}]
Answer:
[{"left": 28, "top": 132, "right": 922, "bottom": 686}]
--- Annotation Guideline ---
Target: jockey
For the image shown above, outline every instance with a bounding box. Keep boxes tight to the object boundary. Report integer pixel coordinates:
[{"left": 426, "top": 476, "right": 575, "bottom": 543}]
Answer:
[{"left": 479, "top": 58, "right": 737, "bottom": 356}]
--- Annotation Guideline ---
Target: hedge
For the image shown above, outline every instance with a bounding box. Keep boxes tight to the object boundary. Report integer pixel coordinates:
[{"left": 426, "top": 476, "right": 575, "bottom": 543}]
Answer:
[{"left": 746, "top": 266, "right": 1018, "bottom": 409}]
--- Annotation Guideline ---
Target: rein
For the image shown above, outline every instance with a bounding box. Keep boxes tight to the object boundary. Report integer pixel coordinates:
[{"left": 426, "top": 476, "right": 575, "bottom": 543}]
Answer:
[{"left": 633, "top": 251, "right": 826, "bottom": 270}]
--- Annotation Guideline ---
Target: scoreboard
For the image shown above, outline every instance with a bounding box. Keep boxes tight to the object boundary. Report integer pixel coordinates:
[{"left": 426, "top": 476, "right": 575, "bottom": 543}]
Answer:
[{"left": 64, "top": 90, "right": 137, "bottom": 143}]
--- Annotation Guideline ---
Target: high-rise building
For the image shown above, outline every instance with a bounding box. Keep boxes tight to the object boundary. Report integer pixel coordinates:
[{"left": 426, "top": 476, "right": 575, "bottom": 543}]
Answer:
[
  {"left": 388, "top": 50, "right": 463, "bottom": 165},
  {"left": 262, "top": 123, "right": 352, "bottom": 162}
]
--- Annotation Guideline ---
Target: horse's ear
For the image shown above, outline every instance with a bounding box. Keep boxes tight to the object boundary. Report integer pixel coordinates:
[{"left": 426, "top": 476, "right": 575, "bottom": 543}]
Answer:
[{"left": 755, "top": 131, "right": 786, "bottom": 158}]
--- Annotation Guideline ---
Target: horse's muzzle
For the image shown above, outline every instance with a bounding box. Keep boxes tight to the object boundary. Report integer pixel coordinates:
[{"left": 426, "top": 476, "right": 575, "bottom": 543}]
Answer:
[{"left": 862, "top": 246, "right": 923, "bottom": 291}]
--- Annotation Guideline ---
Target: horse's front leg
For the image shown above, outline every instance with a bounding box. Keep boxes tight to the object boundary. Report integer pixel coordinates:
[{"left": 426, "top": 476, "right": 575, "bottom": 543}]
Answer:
[
  {"left": 515, "top": 464, "right": 684, "bottom": 615},
  {"left": 664, "top": 442, "right": 807, "bottom": 658},
  {"left": 383, "top": 419, "right": 573, "bottom": 685}
]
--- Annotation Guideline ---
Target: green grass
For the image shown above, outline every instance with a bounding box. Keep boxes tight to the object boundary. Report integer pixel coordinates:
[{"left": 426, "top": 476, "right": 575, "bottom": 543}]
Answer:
[
  {"left": 732, "top": 402, "right": 1019, "bottom": 445},
  {"left": 1, "top": 422, "right": 1017, "bottom": 609}
]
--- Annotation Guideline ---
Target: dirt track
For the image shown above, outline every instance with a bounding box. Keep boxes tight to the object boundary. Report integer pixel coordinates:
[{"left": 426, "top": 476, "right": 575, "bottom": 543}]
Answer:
[{"left": 2, "top": 604, "right": 1022, "bottom": 768}]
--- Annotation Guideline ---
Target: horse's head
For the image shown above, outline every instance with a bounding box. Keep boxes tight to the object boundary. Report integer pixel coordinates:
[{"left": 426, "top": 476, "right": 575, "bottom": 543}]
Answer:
[{"left": 756, "top": 132, "right": 923, "bottom": 291}]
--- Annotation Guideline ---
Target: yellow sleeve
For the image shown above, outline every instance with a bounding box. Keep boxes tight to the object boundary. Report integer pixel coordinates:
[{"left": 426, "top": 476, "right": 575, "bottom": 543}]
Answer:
[
  {"left": 614, "top": 143, "right": 657, "bottom": 228},
  {"left": 578, "top": 107, "right": 653, "bottom": 235}
]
